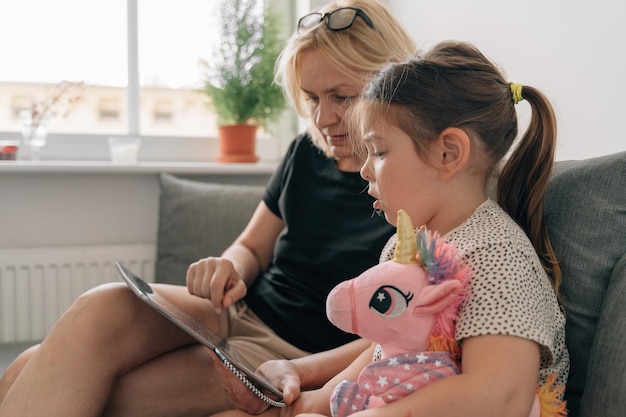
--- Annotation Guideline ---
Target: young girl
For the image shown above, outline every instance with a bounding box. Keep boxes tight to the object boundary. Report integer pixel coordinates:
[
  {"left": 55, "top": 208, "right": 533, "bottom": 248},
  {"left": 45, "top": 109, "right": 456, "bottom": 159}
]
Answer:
[{"left": 224, "top": 40, "right": 569, "bottom": 417}]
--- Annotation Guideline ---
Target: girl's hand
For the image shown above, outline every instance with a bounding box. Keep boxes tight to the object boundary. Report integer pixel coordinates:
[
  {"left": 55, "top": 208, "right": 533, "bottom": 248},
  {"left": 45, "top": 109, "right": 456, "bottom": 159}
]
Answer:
[
  {"left": 186, "top": 257, "right": 247, "bottom": 313},
  {"left": 256, "top": 360, "right": 303, "bottom": 404}
]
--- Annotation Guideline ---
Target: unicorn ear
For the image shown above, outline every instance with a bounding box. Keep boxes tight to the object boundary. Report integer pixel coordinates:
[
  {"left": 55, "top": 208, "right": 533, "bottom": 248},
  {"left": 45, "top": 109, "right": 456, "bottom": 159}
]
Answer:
[
  {"left": 393, "top": 210, "right": 418, "bottom": 264},
  {"left": 412, "top": 280, "right": 462, "bottom": 316}
]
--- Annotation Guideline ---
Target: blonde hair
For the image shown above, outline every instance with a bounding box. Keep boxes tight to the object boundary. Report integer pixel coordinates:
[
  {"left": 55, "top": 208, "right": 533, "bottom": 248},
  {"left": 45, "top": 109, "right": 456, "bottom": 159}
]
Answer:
[{"left": 275, "top": 0, "right": 416, "bottom": 156}]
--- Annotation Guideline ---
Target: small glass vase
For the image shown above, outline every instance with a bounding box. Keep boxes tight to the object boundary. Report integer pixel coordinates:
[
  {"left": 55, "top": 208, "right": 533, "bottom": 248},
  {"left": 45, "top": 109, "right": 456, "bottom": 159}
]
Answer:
[{"left": 21, "top": 117, "right": 48, "bottom": 161}]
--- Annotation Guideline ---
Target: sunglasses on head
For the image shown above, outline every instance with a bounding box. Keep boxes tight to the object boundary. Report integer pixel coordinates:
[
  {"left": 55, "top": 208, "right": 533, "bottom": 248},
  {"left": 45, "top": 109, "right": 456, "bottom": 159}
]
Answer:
[{"left": 297, "top": 7, "right": 375, "bottom": 34}]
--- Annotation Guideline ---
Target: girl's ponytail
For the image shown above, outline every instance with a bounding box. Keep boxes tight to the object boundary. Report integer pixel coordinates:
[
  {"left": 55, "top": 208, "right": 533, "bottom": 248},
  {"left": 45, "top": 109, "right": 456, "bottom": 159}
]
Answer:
[{"left": 497, "top": 85, "right": 562, "bottom": 295}]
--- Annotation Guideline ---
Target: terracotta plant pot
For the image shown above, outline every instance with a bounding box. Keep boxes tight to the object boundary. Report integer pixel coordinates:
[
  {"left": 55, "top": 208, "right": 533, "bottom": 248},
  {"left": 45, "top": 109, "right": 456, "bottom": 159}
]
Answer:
[{"left": 216, "top": 125, "right": 259, "bottom": 163}]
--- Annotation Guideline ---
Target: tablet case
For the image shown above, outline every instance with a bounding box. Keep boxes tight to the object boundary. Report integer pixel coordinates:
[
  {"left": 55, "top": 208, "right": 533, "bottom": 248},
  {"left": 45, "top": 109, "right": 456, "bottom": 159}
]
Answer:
[{"left": 115, "top": 261, "right": 285, "bottom": 408}]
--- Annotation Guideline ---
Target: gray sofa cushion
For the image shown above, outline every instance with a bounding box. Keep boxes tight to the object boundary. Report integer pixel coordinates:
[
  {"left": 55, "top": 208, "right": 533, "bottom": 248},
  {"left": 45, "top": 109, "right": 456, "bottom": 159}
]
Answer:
[
  {"left": 155, "top": 173, "right": 265, "bottom": 285},
  {"left": 544, "top": 151, "right": 626, "bottom": 417},
  {"left": 580, "top": 254, "right": 626, "bottom": 417}
]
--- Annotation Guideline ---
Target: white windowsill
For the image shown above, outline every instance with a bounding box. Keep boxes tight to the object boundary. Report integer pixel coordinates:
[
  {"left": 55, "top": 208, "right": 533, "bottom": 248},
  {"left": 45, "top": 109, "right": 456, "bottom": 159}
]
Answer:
[{"left": 0, "top": 160, "right": 278, "bottom": 175}]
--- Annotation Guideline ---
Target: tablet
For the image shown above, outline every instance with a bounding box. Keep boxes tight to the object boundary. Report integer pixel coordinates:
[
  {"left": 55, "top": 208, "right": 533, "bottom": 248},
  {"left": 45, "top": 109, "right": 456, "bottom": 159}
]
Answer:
[{"left": 115, "top": 261, "right": 285, "bottom": 407}]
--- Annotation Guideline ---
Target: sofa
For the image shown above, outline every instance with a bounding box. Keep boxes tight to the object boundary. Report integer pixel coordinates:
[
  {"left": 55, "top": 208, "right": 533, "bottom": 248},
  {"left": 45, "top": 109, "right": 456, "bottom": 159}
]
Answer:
[{"left": 154, "top": 151, "right": 625, "bottom": 417}]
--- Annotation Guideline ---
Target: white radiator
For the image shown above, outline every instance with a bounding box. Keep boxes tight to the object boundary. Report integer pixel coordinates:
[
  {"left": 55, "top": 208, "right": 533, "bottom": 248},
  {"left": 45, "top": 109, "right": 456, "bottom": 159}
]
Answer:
[{"left": 0, "top": 244, "right": 155, "bottom": 344}]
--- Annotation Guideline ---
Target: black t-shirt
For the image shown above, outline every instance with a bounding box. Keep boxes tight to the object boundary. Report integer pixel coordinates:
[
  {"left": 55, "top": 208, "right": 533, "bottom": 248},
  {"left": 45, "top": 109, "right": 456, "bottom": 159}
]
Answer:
[{"left": 245, "top": 134, "right": 395, "bottom": 353}]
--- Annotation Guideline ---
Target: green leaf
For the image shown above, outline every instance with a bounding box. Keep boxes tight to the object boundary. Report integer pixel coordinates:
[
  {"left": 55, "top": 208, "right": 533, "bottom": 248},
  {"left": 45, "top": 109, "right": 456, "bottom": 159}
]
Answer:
[{"left": 202, "top": 0, "right": 286, "bottom": 127}]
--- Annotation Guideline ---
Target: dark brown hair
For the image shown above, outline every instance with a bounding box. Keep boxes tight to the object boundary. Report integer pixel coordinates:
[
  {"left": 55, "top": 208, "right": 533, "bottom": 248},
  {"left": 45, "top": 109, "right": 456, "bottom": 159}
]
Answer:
[{"left": 355, "top": 41, "right": 561, "bottom": 295}]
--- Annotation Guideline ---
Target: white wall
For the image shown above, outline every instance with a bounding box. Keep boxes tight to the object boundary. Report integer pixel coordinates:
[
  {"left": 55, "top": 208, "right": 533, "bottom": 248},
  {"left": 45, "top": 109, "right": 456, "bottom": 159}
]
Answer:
[
  {"left": 388, "top": 0, "right": 625, "bottom": 161},
  {"left": 0, "top": 167, "right": 273, "bottom": 250}
]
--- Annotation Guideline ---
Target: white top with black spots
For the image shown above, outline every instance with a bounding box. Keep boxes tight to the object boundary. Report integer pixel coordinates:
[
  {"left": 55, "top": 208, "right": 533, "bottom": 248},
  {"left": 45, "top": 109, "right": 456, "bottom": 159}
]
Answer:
[{"left": 379, "top": 199, "right": 569, "bottom": 389}]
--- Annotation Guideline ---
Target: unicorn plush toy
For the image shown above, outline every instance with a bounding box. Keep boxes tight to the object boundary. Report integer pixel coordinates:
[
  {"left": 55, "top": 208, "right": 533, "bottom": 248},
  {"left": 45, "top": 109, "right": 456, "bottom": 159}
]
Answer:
[
  {"left": 326, "top": 210, "right": 566, "bottom": 417},
  {"left": 325, "top": 210, "right": 471, "bottom": 417}
]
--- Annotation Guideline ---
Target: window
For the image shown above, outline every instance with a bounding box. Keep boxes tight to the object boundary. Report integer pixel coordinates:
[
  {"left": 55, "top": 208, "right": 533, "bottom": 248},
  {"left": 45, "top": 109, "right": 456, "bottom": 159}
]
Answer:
[
  {"left": 0, "top": 1, "right": 128, "bottom": 135},
  {"left": 0, "top": 0, "right": 295, "bottom": 162}
]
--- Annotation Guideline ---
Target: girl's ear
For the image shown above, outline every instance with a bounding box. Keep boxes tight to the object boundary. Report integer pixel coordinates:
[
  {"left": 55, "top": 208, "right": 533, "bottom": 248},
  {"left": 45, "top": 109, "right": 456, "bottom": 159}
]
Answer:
[{"left": 437, "top": 127, "right": 471, "bottom": 179}]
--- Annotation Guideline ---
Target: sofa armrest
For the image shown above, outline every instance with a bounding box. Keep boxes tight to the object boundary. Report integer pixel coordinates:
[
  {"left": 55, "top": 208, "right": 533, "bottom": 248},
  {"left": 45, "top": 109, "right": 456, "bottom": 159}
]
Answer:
[
  {"left": 544, "top": 151, "right": 626, "bottom": 416},
  {"left": 155, "top": 173, "right": 265, "bottom": 285},
  {"left": 579, "top": 254, "right": 626, "bottom": 417}
]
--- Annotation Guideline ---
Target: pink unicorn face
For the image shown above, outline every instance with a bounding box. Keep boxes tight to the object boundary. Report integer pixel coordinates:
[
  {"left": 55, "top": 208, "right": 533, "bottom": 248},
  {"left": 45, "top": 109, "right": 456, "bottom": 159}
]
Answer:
[
  {"left": 326, "top": 260, "right": 437, "bottom": 355},
  {"left": 325, "top": 210, "right": 470, "bottom": 359}
]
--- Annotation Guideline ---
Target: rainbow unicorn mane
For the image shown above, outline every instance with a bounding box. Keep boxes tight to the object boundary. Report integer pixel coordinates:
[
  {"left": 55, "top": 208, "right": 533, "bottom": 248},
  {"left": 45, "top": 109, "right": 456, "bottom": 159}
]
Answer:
[{"left": 414, "top": 227, "right": 471, "bottom": 359}]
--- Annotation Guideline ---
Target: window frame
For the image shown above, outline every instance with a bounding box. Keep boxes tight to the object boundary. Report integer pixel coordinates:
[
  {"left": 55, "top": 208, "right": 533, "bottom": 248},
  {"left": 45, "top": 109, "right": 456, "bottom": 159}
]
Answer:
[{"left": 0, "top": 0, "right": 299, "bottom": 163}]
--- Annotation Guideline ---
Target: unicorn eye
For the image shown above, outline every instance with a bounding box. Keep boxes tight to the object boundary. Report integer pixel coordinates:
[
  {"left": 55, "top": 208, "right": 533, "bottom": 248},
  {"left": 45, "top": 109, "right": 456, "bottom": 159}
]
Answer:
[{"left": 368, "top": 285, "right": 414, "bottom": 317}]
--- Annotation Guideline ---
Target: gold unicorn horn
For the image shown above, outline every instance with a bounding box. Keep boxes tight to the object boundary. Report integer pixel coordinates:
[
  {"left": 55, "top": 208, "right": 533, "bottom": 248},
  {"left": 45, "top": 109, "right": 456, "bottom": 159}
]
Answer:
[{"left": 393, "top": 209, "right": 418, "bottom": 264}]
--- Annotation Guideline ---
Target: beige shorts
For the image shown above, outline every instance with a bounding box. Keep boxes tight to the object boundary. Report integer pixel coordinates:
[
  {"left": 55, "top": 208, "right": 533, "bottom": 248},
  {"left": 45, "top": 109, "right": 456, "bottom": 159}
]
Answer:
[{"left": 218, "top": 300, "right": 310, "bottom": 369}]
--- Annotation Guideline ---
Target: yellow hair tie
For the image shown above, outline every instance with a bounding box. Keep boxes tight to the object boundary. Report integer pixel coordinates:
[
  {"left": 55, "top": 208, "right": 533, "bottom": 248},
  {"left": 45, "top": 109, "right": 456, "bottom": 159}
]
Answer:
[{"left": 509, "top": 82, "right": 523, "bottom": 104}]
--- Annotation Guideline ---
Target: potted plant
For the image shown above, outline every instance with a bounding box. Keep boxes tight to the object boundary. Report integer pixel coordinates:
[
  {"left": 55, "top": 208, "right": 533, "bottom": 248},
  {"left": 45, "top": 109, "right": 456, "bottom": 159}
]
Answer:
[{"left": 203, "top": 0, "right": 286, "bottom": 163}]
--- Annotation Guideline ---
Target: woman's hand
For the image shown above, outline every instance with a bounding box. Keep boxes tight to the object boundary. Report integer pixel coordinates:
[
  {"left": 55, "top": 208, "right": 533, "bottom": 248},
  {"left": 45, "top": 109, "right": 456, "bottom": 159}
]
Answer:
[
  {"left": 256, "top": 361, "right": 333, "bottom": 417},
  {"left": 256, "top": 359, "right": 303, "bottom": 405},
  {"left": 186, "top": 257, "right": 247, "bottom": 313},
  {"left": 186, "top": 202, "right": 285, "bottom": 314}
]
